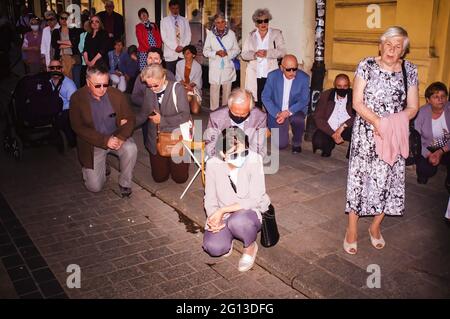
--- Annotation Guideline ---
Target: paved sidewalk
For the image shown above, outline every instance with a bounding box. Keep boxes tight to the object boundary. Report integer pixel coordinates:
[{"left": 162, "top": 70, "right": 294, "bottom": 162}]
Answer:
[
  {"left": 0, "top": 145, "right": 303, "bottom": 299},
  {"left": 107, "top": 110, "right": 450, "bottom": 299}
]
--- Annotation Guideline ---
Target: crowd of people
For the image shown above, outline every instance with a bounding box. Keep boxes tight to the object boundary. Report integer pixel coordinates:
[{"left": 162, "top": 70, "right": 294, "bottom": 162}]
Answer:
[{"left": 10, "top": 1, "right": 450, "bottom": 272}]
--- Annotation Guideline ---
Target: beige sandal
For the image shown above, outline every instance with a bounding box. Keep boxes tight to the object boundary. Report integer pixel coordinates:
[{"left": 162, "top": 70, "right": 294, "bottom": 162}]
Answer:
[
  {"left": 368, "top": 228, "right": 385, "bottom": 249},
  {"left": 343, "top": 231, "right": 357, "bottom": 255}
]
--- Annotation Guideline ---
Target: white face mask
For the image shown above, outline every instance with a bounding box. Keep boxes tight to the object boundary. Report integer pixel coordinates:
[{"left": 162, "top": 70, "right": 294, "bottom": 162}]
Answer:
[
  {"left": 226, "top": 153, "right": 247, "bottom": 168},
  {"left": 31, "top": 25, "right": 39, "bottom": 31}
]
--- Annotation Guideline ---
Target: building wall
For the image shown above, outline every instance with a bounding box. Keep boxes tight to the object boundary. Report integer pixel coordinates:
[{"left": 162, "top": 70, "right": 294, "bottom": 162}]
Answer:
[
  {"left": 124, "top": 0, "right": 156, "bottom": 47},
  {"left": 325, "top": 0, "right": 450, "bottom": 104},
  {"left": 241, "top": 0, "right": 316, "bottom": 75}
]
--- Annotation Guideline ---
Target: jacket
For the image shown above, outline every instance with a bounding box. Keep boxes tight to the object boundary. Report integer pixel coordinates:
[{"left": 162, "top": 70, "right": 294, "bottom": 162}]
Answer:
[
  {"left": 69, "top": 86, "right": 136, "bottom": 169},
  {"left": 135, "top": 22, "right": 162, "bottom": 53},
  {"left": 51, "top": 27, "right": 81, "bottom": 60},
  {"left": 241, "top": 28, "right": 286, "bottom": 102},
  {"left": 314, "top": 88, "right": 355, "bottom": 136},
  {"left": 261, "top": 68, "right": 310, "bottom": 118},
  {"left": 97, "top": 11, "right": 125, "bottom": 41},
  {"left": 160, "top": 15, "right": 191, "bottom": 62}
]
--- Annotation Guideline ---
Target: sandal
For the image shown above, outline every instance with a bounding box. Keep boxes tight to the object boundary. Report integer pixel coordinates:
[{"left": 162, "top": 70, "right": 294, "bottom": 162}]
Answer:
[
  {"left": 343, "top": 231, "right": 357, "bottom": 255},
  {"left": 368, "top": 228, "right": 385, "bottom": 249}
]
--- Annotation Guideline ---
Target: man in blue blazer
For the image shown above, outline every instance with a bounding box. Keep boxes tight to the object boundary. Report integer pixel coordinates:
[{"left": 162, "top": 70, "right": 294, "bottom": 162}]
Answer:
[{"left": 262, "top": 54, "right": 310, "bottom": 153}]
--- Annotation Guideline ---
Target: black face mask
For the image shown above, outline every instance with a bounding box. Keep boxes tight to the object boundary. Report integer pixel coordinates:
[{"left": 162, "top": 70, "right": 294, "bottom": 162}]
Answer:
[
  {"left": 229, "top": 110, "right": 250, "bottom": 124},
  {"left": 50, "top": 71, "right": 63, "bottom": 77},
  {"left": 336, "top": 88, "right": 350, "bottom": 98}
]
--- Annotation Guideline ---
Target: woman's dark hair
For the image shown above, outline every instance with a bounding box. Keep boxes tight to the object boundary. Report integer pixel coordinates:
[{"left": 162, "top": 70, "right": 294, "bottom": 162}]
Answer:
[
  {"left": 127, "top": 45, "right": 138, "bottom": 56},
  {"left": 425, "top": 82, "right": 449, "bottom": 99},
  {"left": 169, "top": 0, "right": 180, "bottom": 7},
  {"left": 138, "top": 8, "right": 148, "bottom": 18},
  {"left": 114, "top": 38, "right": 124, "bottom": 46},
  {"left": 147, "top": 47, "right": 166, "bottom": 68},
  {"left": 216, "top": 127, "right": 249, "bottom": 159},
  {"left": 182, "top": 45, "right": 197, "bottom": 56}
]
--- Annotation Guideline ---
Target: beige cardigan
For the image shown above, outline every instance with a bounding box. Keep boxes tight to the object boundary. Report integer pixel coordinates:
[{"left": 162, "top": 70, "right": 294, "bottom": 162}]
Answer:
[
  {"left": 204, "top": 151, "right": 271, "bottom": 223},
  {"left": 241, "top": 28, "right": 286, "bottom": 102}
]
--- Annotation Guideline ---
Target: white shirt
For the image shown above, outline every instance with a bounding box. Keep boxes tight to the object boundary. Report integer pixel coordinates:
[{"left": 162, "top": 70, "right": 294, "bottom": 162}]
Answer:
[
  {"left": 40, "top": 24, "right": 60, "bottom": 66},
  {"left": 432, "top": 112, "right": 449, "bottom": 139},
  {"left": 255, "top": 29, "right": 270, "bottom": 78},
  {"left": 327, "top": 94, "right": 350, "bottom": 132},
  {"left": 160, "top": 15, "right": 191, "bottom": 62},
  {"left": 282, "top": 75, "right": 293, "bottom": 112}
]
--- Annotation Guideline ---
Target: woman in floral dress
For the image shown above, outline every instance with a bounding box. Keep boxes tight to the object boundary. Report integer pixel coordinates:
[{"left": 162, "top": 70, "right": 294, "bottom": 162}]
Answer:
[{"left": 344, "top": 26, "right": 419, "bottom": 255}]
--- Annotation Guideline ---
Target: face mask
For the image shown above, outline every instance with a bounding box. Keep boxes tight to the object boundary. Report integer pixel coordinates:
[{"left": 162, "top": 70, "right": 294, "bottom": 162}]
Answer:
[
  {"left": 31, "top": 25, "right": 39, "bottom": 31},
  {"left": 227, "top": 153, "right": 247, "bottom": 168},
  {"left": 336, "top": 88, "right": 350, "bottom": 98},
  {"left": 229, "top": 111, "right": 249, "bottom": 124},
  {"left": 50, "top": 71, "right": 63, "bottom": 77}
]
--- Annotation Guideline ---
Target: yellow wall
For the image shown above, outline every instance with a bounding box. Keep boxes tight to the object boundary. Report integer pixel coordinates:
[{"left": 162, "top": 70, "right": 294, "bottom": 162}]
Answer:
[{"left": 325, "top": 0, "right": 450, "bottom": 104}]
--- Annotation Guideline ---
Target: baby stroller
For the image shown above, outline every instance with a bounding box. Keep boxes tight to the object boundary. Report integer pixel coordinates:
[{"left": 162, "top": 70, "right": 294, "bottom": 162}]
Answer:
[{"left": 3, "top": 72, "right": 67, "bottom": 160}]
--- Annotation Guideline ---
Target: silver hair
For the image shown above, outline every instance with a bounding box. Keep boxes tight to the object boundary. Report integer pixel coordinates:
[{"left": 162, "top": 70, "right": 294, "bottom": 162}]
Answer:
[
  {"left": 140, "top": 64, "right": 166, "bottom": 82},
  {"left": 44, "top": 11, "right": 56, "bottom": 19},
  {"left": 380, "top": 26, "right": 410, "bottom": 55},
  {"left": 227, "top": 88, "right": 254, "bottom": 110},
  {"left": 86, "top": 65, "right": 109, "bottom": 79},
  {"left": 252, "top": 8, "right": 272, "bottom": 23},
  {"left": 213, "top": 12, "right": 226, "bottom": 22}
]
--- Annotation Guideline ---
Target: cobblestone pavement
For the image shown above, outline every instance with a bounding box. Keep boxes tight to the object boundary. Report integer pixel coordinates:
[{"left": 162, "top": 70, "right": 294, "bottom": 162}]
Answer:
[{"left": 0, "top": 145, "right": 305, "bottom": 299}]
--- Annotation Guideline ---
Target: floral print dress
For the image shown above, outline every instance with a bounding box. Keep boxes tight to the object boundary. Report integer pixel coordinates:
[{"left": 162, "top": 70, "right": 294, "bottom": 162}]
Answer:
[{"left": 345, "top": 57, "right": 418, "bottom": 216}]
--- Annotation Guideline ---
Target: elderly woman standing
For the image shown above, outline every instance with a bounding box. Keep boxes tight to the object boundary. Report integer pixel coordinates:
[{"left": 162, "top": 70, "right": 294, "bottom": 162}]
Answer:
[
  {"left": 135, "top": 8, "right": 162, "bottom": 71},
  {"left": 344, "top": 26, "right": 419, "bottom": 254},
  {"left": 203, "top": 127, "right": 271, "bottom": 272},
  {"left": 203, "top": 13, "right": 240, "bottom": 111},
  {"left": 241, "top": 8, "right": 286, "bottom": 109},
  {"left": 136, "top": 64, "right": 190, "bottom": 183}
]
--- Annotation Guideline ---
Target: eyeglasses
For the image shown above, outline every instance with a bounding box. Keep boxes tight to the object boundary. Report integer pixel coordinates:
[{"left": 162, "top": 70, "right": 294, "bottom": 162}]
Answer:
[
  {"left": 90, "top": 20, "right": 100, "bottom": 24},
  {"left": 88, "top": 80, "right": 109, "bottom": 89},
  {"left": 283, "top": 67, "right": 298, "bottom": 72},
  {"left": 60, "top": 16, "right": 68, "bottom": 20},
  {"left": 48, "top": 65, "right": 62, "bottom": 70},
  {"left": 46, "top": 18, "right": 56, "bottom": 22},
  {"left": 147, "top": 83, "right": 160, "bottom": 89},
  {"left": 256, "top": 19, "right": 269, "bottom": 24}
]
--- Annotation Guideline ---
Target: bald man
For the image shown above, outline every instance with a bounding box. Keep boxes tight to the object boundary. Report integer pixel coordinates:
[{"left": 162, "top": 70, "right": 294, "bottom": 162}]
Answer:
[{"left": 262, "top": 54, "right": 310, "bottom": 153}]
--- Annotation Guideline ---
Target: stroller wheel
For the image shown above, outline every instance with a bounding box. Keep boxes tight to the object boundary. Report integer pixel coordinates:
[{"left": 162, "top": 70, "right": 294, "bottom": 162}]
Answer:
[{"left": 11, "top": 137, "right": 23, "bottom": 161}]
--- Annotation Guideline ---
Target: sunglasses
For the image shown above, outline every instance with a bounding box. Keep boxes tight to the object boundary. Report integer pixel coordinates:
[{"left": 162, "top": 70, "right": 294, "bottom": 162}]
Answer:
[
  {"left": 49, "top": 65, "right": 62, "bottom": 70},
  {"left": 60, "top": 16, "right": 68, "bottom": 20},
  {"left": 90, "top": 20, "right": 100, "bottom": 24},
  {"left": 283, "top": 67, "right": 298, "bottom": 72},
  {"left": 256, "top": 19, "right": 269, "bottom": 24},
  {"left": 88, "top": 80, "right": 109, "bottom": 88}
]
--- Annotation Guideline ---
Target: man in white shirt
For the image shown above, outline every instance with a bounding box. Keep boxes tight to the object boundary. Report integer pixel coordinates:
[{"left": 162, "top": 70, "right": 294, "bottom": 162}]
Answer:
[
  {"left": 40, "top": 11, "right": 60, "bottom": 67},
  {"left": 160, "top": 0, "right": 191, "bottom": 75},
  {"left": 312, "top": 74, "right": 355, "bottom": 157}
]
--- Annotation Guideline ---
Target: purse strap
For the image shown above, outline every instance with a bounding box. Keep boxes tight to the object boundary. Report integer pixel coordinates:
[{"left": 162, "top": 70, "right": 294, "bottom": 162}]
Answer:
[
  {"left": 157, "top": 82, "right": 179, "bottom": 135},
  {"left": 401, "top": 60, "right": 408, "bottom": 110}
]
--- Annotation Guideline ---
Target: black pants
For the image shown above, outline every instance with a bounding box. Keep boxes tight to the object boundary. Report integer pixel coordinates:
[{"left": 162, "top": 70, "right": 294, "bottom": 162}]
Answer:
[
  {"left": 165, "top": 59, "right": 181, "bottom": 77},
  {"left": 55, "top": 110, "right": 76, "bottom": 147},
  {"left": 312, "top": 127, "right": 352, "bottom": 157},
  {"left": 80, "top": 65, "right": 88, "bottom": 87},
  {"left": 256, "top": 77, "right": 267, "bottom": 109},
  {"left": 416, "top": 153, "right": 450, "bottom": 184}
]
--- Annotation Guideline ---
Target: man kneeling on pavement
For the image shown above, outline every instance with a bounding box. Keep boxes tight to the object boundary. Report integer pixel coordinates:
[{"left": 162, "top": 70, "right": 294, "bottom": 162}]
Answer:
[
  {"left": 70, "top": 63, "right": 137, "bottom": 197},
  {"left": 312, "top": 73, "right": 355, "bottom": 158}
]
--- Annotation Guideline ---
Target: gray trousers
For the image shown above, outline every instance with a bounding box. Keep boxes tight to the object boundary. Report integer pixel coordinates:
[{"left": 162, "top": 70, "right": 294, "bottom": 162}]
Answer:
[
  {"left": 82, "top": 138, "right": 138, "bottom": 192},
  {"left": 209, "top": 82, "right": 232, "bottom": 111}
]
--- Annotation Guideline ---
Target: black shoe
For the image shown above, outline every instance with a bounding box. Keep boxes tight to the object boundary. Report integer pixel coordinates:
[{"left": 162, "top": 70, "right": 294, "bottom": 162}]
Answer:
[
  {"left": 321, "top": 151, "right": 331, "bottom": 157},
  {"left": 105, "top": 164, "right": 111, "bottom": 177},
  {"left": 119, "top": 185, "right": 132, "bottom": 197},
  {"left": 417, "top": 176, "right": 428, "bottom": 184},
  {"left": 292, "top": 146, "right": 302, "bottom": 154}
]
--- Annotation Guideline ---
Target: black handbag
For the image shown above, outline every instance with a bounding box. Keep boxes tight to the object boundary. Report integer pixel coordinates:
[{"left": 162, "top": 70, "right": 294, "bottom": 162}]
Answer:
[
  {"left": 401, "top": 60, "right": 422, "bottom": 166},
  {"left": 260, "top": 204, "right": 280, "bottom": 248}
]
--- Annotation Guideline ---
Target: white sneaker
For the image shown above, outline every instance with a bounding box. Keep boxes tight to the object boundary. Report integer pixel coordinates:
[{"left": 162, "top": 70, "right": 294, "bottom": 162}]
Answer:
[
  {"left": 223, "top": 240, "right": 234, "bottom": 257},
  {"left": 238, "top": 242, "right": 258, "bottom": 272}
]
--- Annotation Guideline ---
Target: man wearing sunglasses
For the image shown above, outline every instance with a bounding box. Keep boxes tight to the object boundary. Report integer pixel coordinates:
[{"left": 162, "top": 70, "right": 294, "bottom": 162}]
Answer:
[
  {"left": 47, "top": 59, "right": 77, "bottom": 147},
  {"left": 262, "top": 54, "right": 310, "bottom": 154},
  {"left": 70, "top": 64, "right": 137, "bottom": 197},
  {"left": 40, "top": 11, "right": 60, "bottom": 67}
]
